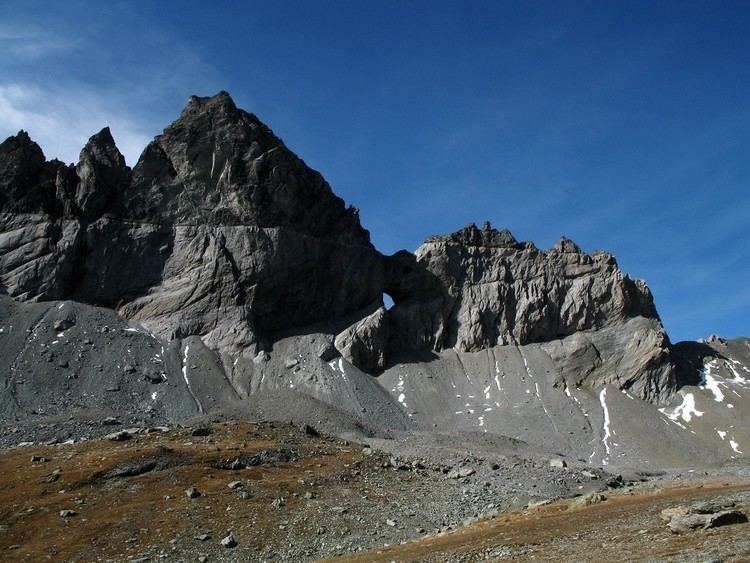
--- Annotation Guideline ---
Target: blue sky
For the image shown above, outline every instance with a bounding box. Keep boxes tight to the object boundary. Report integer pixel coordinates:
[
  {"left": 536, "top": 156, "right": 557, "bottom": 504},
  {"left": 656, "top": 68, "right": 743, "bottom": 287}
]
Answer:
[{"left": 1, "top": 1, "right": 748, "bottom": 342}]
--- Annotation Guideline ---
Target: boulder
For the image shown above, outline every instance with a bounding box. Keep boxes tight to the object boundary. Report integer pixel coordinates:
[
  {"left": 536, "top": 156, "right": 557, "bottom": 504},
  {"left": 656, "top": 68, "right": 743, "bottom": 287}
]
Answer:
[{"left": 335, "top": 305, "right": 390, "bottom": 372}]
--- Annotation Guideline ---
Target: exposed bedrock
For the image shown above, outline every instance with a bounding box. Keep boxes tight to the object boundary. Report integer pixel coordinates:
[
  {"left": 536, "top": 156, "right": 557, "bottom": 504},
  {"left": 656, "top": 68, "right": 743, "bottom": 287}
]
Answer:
[
  {"left": 0, "top": 92, "right": 383, "bottom": 355},
  {"left": 1, "top": 91, "right": 680, "bottom": 404},
  {"left": 383, "top": 223, "right": 677, "bottom": 402}
]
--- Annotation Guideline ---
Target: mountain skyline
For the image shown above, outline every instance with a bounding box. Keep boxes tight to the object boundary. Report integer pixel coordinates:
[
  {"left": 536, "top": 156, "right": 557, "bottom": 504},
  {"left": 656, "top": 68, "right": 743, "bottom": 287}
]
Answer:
[{"left": 1, "top": 1, "right": 748, "bottom": 342}]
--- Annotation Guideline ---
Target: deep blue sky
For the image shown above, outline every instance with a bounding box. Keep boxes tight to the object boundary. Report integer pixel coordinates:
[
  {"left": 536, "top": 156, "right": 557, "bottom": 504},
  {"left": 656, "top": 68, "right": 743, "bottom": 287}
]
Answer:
[{"left": 1, "top": 1, "right": 748, "bottom": 342}]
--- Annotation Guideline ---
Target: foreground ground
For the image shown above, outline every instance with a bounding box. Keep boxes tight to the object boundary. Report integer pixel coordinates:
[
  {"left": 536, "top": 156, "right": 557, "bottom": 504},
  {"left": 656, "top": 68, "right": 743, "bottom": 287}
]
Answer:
[{"left": 0, "top": 420, "right": 748, "bottom": 562}]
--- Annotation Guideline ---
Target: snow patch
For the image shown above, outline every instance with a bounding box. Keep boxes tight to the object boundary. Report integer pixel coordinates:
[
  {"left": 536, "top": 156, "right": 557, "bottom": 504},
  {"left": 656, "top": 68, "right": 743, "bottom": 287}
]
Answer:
[
  {"left": 726, "top": 360, "right": 749, "bottom": 384},
  {"left": 181, "top": 345, "right": 204, "bottom": 413},
  {"left": 730, "top": 440, "right": 743, "bottom": 454},
  {"left": 700, "top": 362, "right": 725, "bottom": 402},
  {"left": 659, "top": 393, "right": 703, "bottom": 423},
  {"left": 717, "top": 430, "right": 727, "bottom": 440},
  {"left": 599, "top": 388, "right": 612, "bottom": 464}
]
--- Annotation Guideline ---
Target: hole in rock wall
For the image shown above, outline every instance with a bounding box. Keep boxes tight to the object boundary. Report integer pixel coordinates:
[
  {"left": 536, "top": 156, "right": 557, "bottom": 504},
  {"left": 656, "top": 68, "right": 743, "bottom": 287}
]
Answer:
[{"left": 383, "top": 293, "right": 395, "bottom": 310}]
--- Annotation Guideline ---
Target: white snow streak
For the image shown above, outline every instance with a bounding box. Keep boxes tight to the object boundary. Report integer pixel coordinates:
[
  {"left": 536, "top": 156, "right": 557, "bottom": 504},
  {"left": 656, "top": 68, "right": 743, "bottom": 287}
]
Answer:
[
  {"left": 700, "top": 361, "right": 725, "bottom": 402},
  {"left": 726, "top": 360, "right": 749, "bottom": 384},
  {"left": 182, "top": 345, "right": 190, "bottom": 387},
  {"left": 181, "top": 345, "right": 203, "bottom": 413},
  {"left": 717, "top": 430, "right": 727, "bottom": 440},
  {"left": 599, "top": 388, "right": 612, "bottom": 464},
  {"left": 730, "top": 440, "right": 743, "bottom": 454},
  {"left": 660, "top": 393, "right": 703, "bottom": 423}
]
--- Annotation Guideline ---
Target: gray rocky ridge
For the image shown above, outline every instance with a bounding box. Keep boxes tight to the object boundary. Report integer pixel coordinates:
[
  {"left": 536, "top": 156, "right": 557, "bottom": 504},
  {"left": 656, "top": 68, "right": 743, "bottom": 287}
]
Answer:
[{"left": 1, "top": 91, "right": 748, "bottom": 469}]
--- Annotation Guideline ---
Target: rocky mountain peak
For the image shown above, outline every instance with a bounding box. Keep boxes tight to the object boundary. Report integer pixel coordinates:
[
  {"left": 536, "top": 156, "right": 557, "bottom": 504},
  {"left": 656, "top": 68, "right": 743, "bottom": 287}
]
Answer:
[
  {"left": 0, "top": 129, "right": 71, "bottom": 215},
  {"left": 75, "top": 127, "right": 130, "bottom": 218},
  {"left": 183, "top": 90, "right": 238, "bottom": 115},
  {"left": 0, "top": 92, "right": 684, "bottom": 405},
  {"left": 552, "top": 236, "right": 582, "bottom": 253},
  {"left": 120, "top": 91, "right": 370, "bottom": 243},
  {"left": 425, "top": 222, "right": 528, "bottom": 249}
]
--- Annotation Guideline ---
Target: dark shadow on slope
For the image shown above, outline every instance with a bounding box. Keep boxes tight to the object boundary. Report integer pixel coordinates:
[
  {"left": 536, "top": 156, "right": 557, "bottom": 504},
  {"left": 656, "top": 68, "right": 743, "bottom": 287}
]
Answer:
[{"left": 671, "top": 341, "right": 728, "bottom": 388}]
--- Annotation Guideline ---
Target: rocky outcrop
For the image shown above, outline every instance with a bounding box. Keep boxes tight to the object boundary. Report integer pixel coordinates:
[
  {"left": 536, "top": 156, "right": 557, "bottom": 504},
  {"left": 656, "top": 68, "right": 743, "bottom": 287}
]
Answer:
[
  {"left": 383, "top": 222, "right": 677, "bottom": 401},
  {"left": 0, "top": 91, "right": 679, "bottom": 402},
  {"left": 387, "top": 222, "right": 658, "bottom": 353},
  {"left": 334, "top": 304, "right": 390, "bottom": 372},
  {"left": 74, "top": 127, "right": 130, "bottom": 218},
  {"left": 0, "top": 92, "right": 383, "bottom": 354}
]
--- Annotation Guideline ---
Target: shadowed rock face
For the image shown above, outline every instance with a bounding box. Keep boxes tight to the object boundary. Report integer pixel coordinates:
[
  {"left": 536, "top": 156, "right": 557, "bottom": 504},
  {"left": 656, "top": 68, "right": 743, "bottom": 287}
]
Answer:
[
  {"left": 387, "top": 223, "right": 659, "bottom": 351},
  {"left": 382, "top": 223, "right": 677, "bottom": 402},
  {"left": 0, "top": 91, "right": 679, "bottom": 403},
  {"left": 0, "top": 92, "right": 383, "bottom": 353}
]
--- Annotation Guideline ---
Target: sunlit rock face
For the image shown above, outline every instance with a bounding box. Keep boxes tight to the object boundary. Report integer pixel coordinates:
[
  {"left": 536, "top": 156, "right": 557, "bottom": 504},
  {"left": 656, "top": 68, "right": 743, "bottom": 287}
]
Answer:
[
  {"left": 0, "top": 91, "right": 678, "bottom": 404},
  {"left": 0, "top": 92, "right": 383, "bottom": 354}
]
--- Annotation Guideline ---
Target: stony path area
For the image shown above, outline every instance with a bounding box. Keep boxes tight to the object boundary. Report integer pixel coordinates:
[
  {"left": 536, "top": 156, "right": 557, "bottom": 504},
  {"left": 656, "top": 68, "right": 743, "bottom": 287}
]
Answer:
[
  {"left": 333, "top": 480, "right": 750, "bottom": 562},
  {"left": 0, "top": 420, "right": 748, "bottom": 562}
]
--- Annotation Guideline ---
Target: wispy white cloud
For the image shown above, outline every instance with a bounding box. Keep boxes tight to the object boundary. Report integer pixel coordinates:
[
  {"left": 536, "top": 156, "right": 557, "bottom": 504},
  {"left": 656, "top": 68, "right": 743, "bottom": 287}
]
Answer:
[
  {"left": 0, "top": 83, "right": 153, "bottom": 165},
  {"left": 0, "top": 24, "right": 80, "bottom": 60}
]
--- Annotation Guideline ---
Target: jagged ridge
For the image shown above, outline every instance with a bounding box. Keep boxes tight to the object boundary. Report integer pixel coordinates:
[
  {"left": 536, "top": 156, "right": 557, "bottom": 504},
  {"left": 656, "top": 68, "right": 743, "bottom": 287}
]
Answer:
[{"left": 0, "top": 91, "right": 677, "bottom": 403}]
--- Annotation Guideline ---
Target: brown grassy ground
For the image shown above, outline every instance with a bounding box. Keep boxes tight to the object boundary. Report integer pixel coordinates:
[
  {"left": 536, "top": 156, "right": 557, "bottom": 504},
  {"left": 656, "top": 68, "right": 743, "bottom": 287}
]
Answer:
[
  {"left": 1, "top": 422, "right": 749, "bottom": 562},
  {"left": 331, "top": 479, "right": 750, "bottom": 562},
  {"left": 0, "top": 421, "right": 358, "bottom": 561}
]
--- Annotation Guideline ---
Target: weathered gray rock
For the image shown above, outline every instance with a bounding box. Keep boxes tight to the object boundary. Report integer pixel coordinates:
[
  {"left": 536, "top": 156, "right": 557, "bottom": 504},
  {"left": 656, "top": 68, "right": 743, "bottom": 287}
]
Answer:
[
  {"left": 334, "top": 305, "right": 390, "bottom": 372},
  {"left": 388, "top": 223, "right": 658, "bottom": 350},
  {"left": 75, "top": 127, "right": 130, "bottom": 219},
  {"left": 0, "top": 92, "right": 384, "bottom": 357},
  {"left": 386, "top": 223, "right": 678, "bottom": 402},
  {"left": 668, "top": 510, "right": 747, "bottom": 533},
  {"left": 0, "top": 90, "right": 693, "bottom": 423}
]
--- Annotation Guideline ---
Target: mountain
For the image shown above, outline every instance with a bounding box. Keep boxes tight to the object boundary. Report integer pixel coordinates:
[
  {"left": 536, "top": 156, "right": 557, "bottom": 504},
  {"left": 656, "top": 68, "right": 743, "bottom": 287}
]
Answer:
[{"left": 0, "top": 92, "right": 747, "bottom": 469}]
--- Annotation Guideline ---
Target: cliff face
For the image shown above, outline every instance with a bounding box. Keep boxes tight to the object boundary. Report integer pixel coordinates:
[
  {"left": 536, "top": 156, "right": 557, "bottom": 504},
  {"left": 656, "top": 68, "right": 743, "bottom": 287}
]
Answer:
[
  {"left": 0, "top": 92, "right": 383, "bottom": 353},
  {"left": 386, "top": 223, "right": 658, "bottom": 352},
  {"left": 379, "top": 223, "right": 676, "bottom": 402},
  {"left": 0, "top": 91, "right": 677, "bottom": 403}
]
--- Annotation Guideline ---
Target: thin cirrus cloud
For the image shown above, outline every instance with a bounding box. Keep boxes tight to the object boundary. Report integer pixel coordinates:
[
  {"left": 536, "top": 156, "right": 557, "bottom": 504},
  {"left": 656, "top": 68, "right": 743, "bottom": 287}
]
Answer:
[
  {"left": 0, "top": 83, "right": 153, "bottom": 166},
  {"left": 0, "top": 10, "right": 224, "bottom": 167},
  {"left": 0, "top": 25, "right": 81, "bottom": 60}
]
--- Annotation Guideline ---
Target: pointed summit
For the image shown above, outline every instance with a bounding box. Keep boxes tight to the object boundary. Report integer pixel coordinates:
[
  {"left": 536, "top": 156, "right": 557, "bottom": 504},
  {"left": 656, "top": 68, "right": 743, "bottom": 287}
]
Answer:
[
  {"left": 182, "top": 90, "right": 238, "bottom": 116},
  {"left": 125, "top": 91, "right": 370, "bottom": 243},
  {"left": 75, "top": 127, "right": 130, "bottom": 218},
  {"left": 0, "top": 130, "right": 66, "bottom": 214}
]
